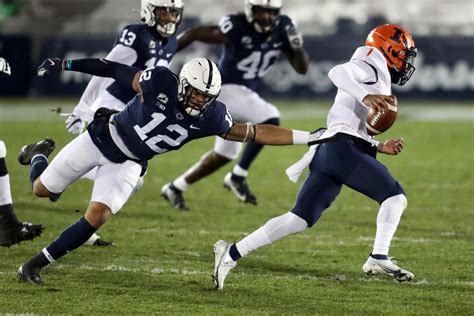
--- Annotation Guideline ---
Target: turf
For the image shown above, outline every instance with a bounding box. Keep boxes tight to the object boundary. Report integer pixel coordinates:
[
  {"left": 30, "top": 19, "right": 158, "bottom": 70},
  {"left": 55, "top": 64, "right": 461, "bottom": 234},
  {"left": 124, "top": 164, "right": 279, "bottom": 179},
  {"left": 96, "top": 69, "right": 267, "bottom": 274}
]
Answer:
[{"left": 0, "top": 100, "right": 473, "bottom": 314}]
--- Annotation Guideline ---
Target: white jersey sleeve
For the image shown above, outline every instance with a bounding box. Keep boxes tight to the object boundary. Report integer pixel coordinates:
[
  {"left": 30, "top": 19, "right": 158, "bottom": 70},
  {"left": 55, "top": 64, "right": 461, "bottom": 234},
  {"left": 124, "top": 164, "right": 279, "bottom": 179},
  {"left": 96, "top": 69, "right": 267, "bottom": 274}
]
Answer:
[
  {"left": 72, "top": 44, "right": 138, "bottom": 123},
  {"left": 324, "top": 46, "right": 391, "bottom": 145}
]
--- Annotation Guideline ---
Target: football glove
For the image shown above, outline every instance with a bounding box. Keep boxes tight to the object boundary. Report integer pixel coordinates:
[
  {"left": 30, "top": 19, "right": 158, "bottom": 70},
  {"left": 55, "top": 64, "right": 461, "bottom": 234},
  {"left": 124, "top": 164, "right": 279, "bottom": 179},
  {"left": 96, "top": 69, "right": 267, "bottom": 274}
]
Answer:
[
  {"left": 37, "top": 58, "right": 63, "bottom": 76},
  {"left": 65, "top": 112, "right": 85, "bottom": 135},
  {"left": 0, "top": 57, "right": 11, "bottom": 75},
  {"left": 285, "top": 25, "right": 304, "bottom": 50}
]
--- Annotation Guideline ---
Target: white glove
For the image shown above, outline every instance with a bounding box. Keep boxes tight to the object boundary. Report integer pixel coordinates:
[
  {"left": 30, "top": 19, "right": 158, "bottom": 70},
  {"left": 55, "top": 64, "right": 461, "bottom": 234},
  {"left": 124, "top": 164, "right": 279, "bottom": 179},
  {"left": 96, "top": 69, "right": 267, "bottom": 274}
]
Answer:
[
  {"left": 0, "top": 57, "right": 11, "bottom": 75},
  {"left": 65, "top": 113, "right": 85, "bottom": 135},
  {"left": 285, "top": 25, "right": 304, "bottom": 50}
]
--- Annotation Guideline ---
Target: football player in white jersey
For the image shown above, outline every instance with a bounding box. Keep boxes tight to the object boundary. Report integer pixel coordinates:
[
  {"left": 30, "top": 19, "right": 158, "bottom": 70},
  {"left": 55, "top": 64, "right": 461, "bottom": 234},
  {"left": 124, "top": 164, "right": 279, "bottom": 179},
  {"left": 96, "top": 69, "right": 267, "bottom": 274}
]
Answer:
[
  {"left": 212, "top": 24, "right": 418, "bottom": 289},
  {"left": 59, "top": 0, "right": 184, "bottom": 245}
]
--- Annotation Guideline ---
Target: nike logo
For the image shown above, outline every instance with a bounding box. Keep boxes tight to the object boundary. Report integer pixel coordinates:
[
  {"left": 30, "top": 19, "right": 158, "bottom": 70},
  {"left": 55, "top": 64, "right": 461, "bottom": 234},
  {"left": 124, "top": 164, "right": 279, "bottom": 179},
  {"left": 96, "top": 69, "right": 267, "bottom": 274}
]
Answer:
[
  {"left": 166, "top": 53, "right": 173, "bottom": 58},
  {"left": 190, "top": 124, "right": 200, "bottom": 130},
  {"left": 49, "top": 59, "right": 55, "bottom": 66},
  {"left": 273, "top": 42, "right": 283, "bottom": 48}
]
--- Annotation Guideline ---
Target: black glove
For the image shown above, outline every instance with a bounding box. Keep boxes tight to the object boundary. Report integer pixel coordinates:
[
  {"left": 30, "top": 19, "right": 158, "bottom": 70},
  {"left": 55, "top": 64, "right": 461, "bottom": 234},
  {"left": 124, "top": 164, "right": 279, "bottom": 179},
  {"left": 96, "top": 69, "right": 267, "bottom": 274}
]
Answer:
[{"left": 37, "top": 58, "right": 64, "bottom": 76}]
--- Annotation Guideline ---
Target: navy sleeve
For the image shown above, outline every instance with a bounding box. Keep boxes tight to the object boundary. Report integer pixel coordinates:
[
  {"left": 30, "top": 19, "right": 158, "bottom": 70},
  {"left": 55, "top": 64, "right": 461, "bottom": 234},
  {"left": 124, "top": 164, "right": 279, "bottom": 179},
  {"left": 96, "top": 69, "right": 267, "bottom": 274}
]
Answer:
[
  {"left": 218, "top": 15, "right": 241, "bottom": 42},
  {"left": 201, "top": 101, "right": 234, "bottom": 135},
  {"left": 138, "top": 66, "right": 178, "bottom": 104}
]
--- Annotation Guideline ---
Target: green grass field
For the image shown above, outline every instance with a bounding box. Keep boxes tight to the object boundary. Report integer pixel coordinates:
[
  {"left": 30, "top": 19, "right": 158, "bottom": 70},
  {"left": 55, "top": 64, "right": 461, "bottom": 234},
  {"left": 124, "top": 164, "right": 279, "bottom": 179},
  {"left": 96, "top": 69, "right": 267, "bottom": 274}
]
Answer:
[{"left": 0, "top": 100, "right": 473, "bottom": 314}]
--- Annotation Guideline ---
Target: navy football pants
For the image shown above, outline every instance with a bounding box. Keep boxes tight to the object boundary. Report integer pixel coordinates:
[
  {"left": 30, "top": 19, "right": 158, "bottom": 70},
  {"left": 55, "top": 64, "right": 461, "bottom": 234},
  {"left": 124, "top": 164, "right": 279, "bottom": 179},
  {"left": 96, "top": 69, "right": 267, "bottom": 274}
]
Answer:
[{"left": 291, "top": 134, "right": 404, "bottom": 226}]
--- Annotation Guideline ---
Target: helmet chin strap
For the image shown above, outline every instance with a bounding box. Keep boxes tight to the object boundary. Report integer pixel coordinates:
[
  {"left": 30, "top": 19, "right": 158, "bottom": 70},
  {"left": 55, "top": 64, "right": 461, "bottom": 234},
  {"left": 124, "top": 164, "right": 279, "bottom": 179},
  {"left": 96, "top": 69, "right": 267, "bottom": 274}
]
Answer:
[
  {"left": 184, "top": 107, "right": 202, "bottom": 117},
  {"left": 156, "top": 22, "right": 176, "bottom": 37}
]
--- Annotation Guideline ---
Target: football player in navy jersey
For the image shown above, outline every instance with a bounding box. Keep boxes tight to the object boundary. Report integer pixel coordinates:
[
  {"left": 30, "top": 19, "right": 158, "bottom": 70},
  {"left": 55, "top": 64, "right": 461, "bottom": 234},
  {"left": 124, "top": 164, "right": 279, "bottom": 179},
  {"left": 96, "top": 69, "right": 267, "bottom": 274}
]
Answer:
[
  {"left": 161, "top": 0, "right": 310, "bottom": 209},
  {"left": 0, "top": 61, "right": 44, "bottom": 247},
  {"left": 66, "top": 0, "right": 183, "bottom": 133},
  {"left": 16, "top": 56, "right": 316, "bottom": 284},
  {"left": 59, "top": 0, "right": 183, "bottom": 245}
]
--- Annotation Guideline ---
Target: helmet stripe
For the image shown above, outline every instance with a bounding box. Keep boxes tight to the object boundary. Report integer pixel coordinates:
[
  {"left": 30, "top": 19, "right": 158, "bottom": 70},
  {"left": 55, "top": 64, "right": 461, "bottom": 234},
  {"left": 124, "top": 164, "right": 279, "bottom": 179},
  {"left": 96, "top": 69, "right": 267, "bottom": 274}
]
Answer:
[{"left": 205, "top": 58, "right": 213, "bottom": 89}]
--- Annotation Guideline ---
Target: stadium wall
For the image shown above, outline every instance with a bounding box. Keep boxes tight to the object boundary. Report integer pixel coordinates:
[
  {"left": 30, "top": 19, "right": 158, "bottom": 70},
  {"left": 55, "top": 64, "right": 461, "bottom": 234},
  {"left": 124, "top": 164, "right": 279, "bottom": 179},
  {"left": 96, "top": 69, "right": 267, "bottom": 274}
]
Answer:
[{"left": 0, "top": 34, "right": 473, "bottom": 100}]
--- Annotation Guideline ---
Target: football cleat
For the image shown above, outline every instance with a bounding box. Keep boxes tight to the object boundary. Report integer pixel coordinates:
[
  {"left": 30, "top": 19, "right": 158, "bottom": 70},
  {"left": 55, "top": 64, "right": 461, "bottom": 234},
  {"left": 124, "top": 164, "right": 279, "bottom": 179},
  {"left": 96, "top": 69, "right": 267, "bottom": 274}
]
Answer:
[
  {"left": 212, "top": 240, "right": 237, "bottom": 290},
  {"left": 83, "top": 233, "right": 114, "bottom": 247},
  {"left": 17, "top": 263, "right": 42, "bottom": 285},
  {"left": 161, "top": 182, "right": 189, "bottom": 211},
  {"left": 18, "top": 138, "right": 56, "bottom": 165},
  {"left": 363, "top": 255, "right": 414, "bottom": 283},
  {"left": 0, "top": 222, "right": 45, "bottom": 247},
  {"left": 223, "top": 172, "right": 257, "bottom": 205},
  {"left": 49, "top": 192, "right": 62, "bottom": 203}
]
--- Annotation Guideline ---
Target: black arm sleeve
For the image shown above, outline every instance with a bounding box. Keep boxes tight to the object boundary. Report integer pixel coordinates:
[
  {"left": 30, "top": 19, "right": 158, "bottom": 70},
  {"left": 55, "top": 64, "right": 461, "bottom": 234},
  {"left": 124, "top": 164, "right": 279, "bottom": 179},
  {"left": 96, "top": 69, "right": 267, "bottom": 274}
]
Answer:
[{"left": 65, "top": 58, "right": 140, "bottom": 88}]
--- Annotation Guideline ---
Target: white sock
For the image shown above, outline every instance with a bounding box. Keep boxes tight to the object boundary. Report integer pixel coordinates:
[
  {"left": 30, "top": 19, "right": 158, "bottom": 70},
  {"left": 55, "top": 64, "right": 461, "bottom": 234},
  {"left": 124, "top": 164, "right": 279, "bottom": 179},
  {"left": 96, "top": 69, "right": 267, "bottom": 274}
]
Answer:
[
  {"left": 83, "top": 233, "right": 100, "bottom": 246},
  {"left": 0, "top": 140, "right": 6, "bottom": 158},
  {"left": 0, "top": 174, "right": 12, "bottom": 205},
  {"left": 372, "top": 194, "right": 407, "bottom": 256},
  {"left": 173, "top": 176, "right": 189, "bottom": 192},
  {"left": 232, "top": 164, "right": 248, "bottom": 177},
  {"left": 236, "top": 212, "right": 307, "bottom": 258}
]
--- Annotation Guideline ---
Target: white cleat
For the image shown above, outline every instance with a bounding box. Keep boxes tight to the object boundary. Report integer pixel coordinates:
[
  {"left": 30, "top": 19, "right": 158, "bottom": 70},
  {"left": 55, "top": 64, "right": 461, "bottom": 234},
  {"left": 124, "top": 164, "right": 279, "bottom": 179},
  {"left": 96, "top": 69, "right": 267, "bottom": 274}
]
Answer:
[
  {"left": 363, "top": 256, "right": 414, "bottom": 283},
  {"left": 212, "top": 240, "right": 237, "bottom": 290}
]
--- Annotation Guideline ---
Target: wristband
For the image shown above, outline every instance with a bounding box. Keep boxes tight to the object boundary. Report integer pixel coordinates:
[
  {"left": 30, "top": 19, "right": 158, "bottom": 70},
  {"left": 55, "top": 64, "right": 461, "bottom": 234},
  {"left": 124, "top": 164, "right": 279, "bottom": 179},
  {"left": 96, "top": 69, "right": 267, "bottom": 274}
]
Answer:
[{"left": 292, "top": 130, "right": 310, "bottom": 144}]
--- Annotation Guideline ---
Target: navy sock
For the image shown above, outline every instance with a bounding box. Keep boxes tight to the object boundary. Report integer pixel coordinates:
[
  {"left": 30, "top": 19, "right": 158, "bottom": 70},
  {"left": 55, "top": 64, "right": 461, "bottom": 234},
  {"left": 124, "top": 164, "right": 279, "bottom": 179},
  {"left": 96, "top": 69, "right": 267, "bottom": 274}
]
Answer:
[
  {"left": 46, "top": 217, "right": 97, "bottom": 261},
  {"left": 0, "top": 204, "right": 20, "bottom": 226},
  {"left": 371, "top": 253, "right": 389, "bottom": 260},
  {"left": 29, "top": 155, "right": 48, "bottom": 185},
  {"left": 229, "top": 244, "right": 241, "bottom": 261},
  {"left": 238, "top": 118, "right": 280, "bottom": 170},
  {"left": 0, "top": 157, "right": 7, "bottom": 176}
]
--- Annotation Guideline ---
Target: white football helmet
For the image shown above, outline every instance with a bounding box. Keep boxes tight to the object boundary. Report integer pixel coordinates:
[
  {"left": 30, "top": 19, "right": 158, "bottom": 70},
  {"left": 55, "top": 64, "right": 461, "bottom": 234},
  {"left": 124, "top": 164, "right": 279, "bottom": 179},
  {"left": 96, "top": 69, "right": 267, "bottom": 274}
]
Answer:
[
  {"left": 178, "top": 58, "right": 222, "bottom": 117},
  {"left": 244, "top": 0, "right": 282, "bottom": 33},
  {"left": 141, "top": 0, "right": 184, "bottom": 37}
]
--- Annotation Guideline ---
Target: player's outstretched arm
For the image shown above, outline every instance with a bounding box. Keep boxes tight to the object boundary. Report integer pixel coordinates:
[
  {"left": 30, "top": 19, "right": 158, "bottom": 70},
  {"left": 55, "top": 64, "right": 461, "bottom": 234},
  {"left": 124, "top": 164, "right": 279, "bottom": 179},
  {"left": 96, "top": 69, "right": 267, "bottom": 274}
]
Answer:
[
  {"left": 37, "top": 58, "right": 142, "bottom": 93},
  {"left": 222, "top": 122, "right": 310, "bottom": 146},
  {"left": 177, "top": 26, "right": 229, "bottom": 52}
]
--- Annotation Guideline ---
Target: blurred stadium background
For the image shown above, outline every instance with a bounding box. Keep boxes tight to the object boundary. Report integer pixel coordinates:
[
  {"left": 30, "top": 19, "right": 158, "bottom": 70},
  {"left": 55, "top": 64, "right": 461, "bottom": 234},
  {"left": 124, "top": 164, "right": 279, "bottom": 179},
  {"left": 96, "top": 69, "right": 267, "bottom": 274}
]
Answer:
[
  {"left": 0, "top": 0, "right": 472, "bottom": 101},
  {"left": 0, "top": 1, "right": 473, "bottom": 314}
]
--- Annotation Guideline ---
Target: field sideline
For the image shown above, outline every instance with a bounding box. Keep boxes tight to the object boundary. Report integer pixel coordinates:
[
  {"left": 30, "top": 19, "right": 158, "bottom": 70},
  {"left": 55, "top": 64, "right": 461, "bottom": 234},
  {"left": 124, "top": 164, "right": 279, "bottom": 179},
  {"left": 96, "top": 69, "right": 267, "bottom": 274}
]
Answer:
[{"left": 0, "top": 99, "right": 473, "bottom": 314}]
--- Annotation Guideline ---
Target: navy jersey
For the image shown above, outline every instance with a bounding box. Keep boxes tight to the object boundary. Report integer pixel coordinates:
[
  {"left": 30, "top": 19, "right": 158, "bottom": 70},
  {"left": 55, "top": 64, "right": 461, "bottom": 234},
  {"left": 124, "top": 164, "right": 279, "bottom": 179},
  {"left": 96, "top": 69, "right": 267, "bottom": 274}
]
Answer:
[
  {"left": 94, "top": 66, "right": 233, "bottom": 162},
  {"left": 218, "top": 13, "right": 295, "bottom": 90},
  {"left": 106, "top": 24, "right": 178, "bottom": 104}
]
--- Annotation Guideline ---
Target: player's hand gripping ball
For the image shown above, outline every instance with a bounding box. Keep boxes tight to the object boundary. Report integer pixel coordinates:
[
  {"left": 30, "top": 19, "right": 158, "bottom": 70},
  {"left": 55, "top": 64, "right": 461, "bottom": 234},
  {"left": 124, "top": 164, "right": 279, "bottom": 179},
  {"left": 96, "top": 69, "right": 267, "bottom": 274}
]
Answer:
[{"left": 366, "top": 95, "right": 398, "bottom": 135}]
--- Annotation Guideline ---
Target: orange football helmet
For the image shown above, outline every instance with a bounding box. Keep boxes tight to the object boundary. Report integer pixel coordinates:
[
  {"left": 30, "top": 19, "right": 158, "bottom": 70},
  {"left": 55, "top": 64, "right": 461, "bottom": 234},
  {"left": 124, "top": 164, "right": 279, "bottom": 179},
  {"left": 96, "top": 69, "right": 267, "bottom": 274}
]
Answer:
[{"left": 366, "top": 24, "right": 417, "bottom": 85}]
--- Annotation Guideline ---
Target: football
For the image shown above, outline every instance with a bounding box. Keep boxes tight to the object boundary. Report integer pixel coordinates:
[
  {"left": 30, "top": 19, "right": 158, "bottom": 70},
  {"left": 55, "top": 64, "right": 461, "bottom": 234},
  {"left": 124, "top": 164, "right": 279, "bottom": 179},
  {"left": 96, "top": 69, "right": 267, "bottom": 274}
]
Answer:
[{"left": 365, "top": 95, "right": 398, "bottom": 135}]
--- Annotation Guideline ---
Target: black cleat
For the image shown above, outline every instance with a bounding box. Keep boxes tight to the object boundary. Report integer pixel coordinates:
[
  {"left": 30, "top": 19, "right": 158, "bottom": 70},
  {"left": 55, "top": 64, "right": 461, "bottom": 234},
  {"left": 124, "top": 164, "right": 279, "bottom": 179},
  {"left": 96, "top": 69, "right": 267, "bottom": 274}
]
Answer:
[
  {"left": 18, "top": 263, "right": 43, "bottom": 285},
  {"left": 0, "top": 222, "right": 45, "bottom": 247},
  {"left": 93, "top": 237, "right": 114, "bottom": 247},
  {"left": 18, "top": 138, "right": 56, "bottom": 166},
  {"left": 223, "top": 172, "right": 258, "bottom": 205},
  {"left": 49, "top": 192, "right": 62, "bottom": 203},
  {"left": 161, "top": 182, "right": 189, "bottom": 211}
]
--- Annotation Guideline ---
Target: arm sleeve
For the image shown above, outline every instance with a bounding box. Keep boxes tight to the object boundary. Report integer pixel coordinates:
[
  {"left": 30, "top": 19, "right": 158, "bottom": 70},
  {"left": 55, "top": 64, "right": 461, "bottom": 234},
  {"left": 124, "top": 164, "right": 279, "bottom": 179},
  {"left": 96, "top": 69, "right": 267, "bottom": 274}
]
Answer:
[
  {"left": 73, "top": 45, "right": 138, "bottom": 122},
  {"left": 328, "top": 60, "right": 376, "bottom": 104}
]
